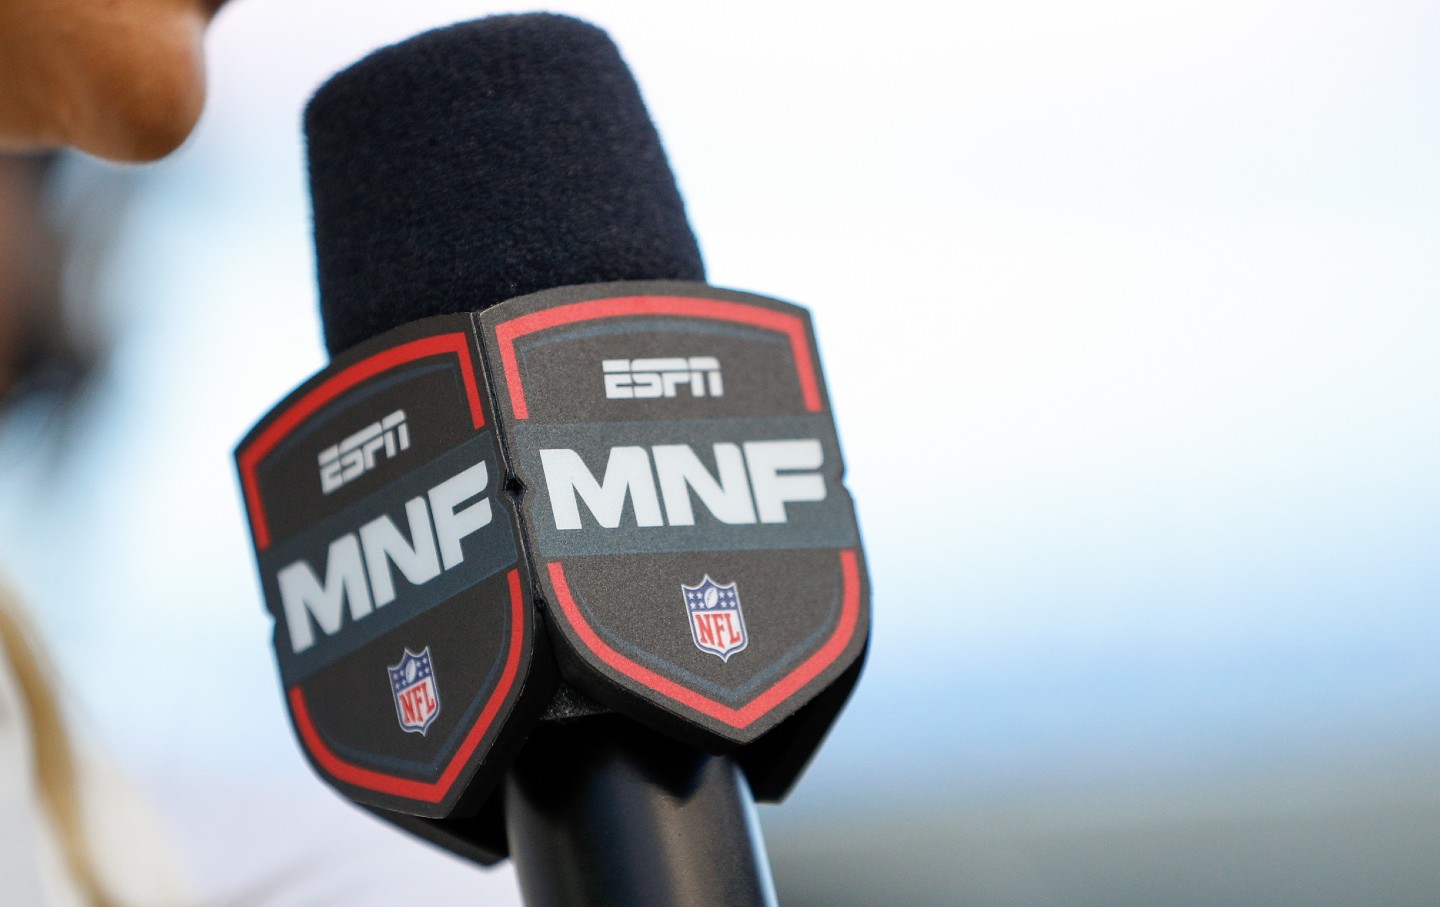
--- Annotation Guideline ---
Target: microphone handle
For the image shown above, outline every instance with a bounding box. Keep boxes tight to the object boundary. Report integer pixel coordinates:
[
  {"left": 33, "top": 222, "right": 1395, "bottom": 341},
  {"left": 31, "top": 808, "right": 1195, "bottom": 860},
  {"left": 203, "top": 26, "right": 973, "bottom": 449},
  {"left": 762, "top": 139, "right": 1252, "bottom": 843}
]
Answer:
[{"left": 505, "top": 716, "right": 779, "bottom": 907}]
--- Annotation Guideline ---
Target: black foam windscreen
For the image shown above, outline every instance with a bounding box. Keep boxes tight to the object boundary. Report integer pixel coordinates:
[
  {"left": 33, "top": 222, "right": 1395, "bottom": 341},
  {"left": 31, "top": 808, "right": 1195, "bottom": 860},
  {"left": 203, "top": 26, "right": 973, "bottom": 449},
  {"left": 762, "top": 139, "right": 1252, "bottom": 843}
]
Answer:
[{"left": 305, "top": 14, "right": 706, "bottom": 357}]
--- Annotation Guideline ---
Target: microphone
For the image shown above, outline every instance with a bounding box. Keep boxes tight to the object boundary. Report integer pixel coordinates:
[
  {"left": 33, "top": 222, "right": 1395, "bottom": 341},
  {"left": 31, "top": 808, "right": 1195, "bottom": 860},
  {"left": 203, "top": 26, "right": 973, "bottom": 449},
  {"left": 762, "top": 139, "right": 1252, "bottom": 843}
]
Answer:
[{"left": 236, "top": 13, "right": 869, "bottom": 901}]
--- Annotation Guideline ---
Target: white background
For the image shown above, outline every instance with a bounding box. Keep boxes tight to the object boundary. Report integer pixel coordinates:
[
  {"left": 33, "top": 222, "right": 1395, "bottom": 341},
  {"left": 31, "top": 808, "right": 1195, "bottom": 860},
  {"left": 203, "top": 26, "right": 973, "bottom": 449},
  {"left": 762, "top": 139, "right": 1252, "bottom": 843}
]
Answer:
[{"left": 1, "top": 1, "right": 1437, "bottom": 903}]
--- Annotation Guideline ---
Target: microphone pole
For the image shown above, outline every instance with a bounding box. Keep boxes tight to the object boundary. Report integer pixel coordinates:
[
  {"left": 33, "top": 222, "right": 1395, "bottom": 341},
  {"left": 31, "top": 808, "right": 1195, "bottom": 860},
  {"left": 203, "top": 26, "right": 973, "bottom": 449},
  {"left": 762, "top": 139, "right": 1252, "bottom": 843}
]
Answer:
[{"left": 505, "top": 717, "right": 776, "bottom": 907}]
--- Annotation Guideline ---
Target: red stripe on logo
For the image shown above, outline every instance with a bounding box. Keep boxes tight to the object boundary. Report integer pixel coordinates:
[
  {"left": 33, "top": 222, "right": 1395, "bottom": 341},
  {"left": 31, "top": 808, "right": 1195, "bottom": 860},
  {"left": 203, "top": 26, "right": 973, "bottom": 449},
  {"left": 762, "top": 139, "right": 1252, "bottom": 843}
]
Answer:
[
  {"left": 547, "top": 551, "right": 860, "bottom": 729},
  {"left": 238, "top": 333, "right": 484, "bottom": 551},
  {"left": 287, "top": 568, "right": 525, "bottom": 805},
  {"left": 494, "top": 295, "right": 822, "bottom": 419}
]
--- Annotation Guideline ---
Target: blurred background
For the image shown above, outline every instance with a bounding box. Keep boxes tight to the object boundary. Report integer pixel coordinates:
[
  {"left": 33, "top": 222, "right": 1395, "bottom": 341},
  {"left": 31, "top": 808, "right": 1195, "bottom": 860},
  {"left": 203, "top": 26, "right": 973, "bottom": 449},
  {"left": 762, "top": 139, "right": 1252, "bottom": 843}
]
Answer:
[{"left": 1, "top": 1, "right": 1438, "bottom": 904}]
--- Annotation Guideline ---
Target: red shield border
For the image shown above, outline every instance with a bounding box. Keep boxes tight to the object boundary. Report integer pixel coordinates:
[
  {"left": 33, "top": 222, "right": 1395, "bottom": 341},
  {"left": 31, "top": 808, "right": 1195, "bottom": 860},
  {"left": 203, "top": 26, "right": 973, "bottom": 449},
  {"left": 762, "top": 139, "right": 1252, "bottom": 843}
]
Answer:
[
  {"left": 487, "top": 291, "right": 866, "bottom": 740},
  {"left": 236, "top": 330, "right": 531, "bottom": 808}
]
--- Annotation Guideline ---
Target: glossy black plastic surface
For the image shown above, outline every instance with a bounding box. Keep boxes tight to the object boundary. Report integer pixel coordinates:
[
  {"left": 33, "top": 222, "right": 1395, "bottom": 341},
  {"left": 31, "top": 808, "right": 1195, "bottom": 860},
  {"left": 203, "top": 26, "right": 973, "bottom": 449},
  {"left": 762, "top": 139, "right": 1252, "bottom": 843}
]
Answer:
[{"left": 505, "top": 717, "right": 779, "bottom": 907}]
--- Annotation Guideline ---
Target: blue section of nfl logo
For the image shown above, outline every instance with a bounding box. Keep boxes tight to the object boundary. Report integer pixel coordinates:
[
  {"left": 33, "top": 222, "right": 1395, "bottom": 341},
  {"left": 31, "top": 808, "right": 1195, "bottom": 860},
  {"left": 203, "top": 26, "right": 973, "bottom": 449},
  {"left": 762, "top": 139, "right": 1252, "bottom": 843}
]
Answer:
[
  {"left": 682, "top": 576, "right": 748, "bottom": 662},
  {"left": 388, "top": 647, "right": 441, "bottom": 735}
]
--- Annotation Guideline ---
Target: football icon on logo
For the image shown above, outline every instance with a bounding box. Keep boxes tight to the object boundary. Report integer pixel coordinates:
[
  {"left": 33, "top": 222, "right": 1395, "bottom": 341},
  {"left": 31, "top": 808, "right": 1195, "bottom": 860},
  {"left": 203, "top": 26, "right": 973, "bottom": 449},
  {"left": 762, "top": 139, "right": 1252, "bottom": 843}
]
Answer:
[
  {"left": 388, "top": 647, "right": 441, "bottom": 735},
  {"left": 682, "top": 576, "right": 748, "bottom": 662}
]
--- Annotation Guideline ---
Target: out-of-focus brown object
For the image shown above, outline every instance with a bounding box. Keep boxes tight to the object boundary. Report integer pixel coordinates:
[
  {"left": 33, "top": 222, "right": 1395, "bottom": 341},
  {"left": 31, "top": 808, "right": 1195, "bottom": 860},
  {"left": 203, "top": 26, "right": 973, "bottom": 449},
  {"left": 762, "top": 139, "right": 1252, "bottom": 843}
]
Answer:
[
  {"left": 0, "top": 0, "right": 227, "bottom": 162},
  {"left": 0, "top": 154, "right": 67, "bottom": 407},
  {"left": 0, "top": 583, "right": 122, "bottom": 907}
]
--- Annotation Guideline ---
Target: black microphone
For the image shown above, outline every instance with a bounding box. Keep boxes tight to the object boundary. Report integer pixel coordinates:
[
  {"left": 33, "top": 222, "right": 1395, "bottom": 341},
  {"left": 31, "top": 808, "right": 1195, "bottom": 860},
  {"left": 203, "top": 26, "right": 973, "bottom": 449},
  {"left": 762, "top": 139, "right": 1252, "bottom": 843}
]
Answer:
[{"left": 237, "top": 14, "right": 869, "bottom": 904}]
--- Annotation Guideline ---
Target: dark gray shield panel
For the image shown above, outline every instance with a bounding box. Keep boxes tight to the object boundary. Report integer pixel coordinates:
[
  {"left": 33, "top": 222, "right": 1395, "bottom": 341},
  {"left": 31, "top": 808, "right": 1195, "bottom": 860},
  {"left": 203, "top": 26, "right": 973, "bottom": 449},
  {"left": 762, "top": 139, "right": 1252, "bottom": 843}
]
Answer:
[
  {"left": 477, "top": 282, "right": 870, "bottom": 746},
  {"left": 236, "top": 315, "right": 546, "bottom": 818}
]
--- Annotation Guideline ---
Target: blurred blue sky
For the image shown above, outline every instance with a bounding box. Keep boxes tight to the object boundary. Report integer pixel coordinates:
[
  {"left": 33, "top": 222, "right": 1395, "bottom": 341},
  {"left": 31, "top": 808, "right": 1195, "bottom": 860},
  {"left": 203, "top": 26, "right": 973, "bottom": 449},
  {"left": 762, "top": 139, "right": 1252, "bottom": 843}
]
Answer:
[{"left": 0, "top": 0, "right": 1437, "bottom": 901}]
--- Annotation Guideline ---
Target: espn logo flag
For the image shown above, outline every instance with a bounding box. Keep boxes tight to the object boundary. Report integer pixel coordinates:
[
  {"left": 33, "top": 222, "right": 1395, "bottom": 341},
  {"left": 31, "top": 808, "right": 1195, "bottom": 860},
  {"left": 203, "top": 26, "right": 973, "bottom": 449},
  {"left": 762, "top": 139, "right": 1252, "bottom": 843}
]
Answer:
[{"left": 237, "top": 281, "right": 869, "bottom": 816}]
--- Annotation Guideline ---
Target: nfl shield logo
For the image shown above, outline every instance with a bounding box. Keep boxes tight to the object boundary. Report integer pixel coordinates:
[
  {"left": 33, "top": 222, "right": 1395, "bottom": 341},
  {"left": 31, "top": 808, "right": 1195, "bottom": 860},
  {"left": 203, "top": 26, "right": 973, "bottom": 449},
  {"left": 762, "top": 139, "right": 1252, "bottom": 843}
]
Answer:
[
  {"left": 682, "top": 577, "right": 748, "bottom": 662},
  {"left": 388, "top": 647, "right": 441, "bottom": 735}
]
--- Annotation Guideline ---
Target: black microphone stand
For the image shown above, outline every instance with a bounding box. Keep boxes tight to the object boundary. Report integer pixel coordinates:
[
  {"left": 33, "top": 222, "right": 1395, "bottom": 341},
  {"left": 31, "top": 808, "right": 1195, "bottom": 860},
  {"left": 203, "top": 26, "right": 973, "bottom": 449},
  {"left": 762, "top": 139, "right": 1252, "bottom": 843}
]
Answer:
[{"left": 505, "top": 716, "right": 779, "bottom": 907}]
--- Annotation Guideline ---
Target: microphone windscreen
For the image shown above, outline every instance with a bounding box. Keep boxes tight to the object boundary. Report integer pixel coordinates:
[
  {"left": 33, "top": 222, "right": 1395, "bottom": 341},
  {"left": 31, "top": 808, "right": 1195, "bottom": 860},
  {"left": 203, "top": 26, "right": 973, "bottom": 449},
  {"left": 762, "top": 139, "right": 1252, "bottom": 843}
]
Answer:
[{"left": 305, "top": 14, "right": 706, "bottom": 356}]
